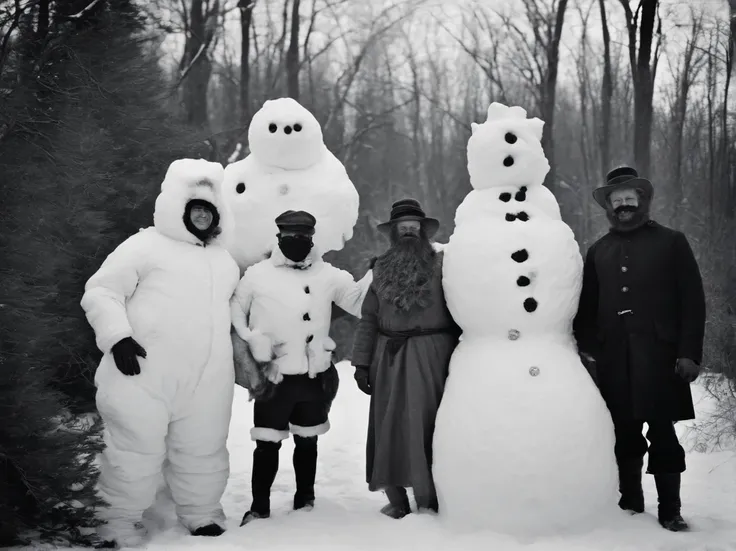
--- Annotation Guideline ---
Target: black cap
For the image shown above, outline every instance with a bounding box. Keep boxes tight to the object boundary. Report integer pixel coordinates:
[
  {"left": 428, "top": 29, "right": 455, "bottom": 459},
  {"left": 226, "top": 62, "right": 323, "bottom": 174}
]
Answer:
[{"left": 275, "top": 210, "right": 317, "bottom": 235}]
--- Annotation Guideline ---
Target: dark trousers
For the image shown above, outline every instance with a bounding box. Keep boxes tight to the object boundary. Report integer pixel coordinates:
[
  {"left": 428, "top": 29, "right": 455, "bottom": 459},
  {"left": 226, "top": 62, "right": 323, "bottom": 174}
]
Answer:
[{"left": 613, "top": 419, "right": 686, "bottom": 474}]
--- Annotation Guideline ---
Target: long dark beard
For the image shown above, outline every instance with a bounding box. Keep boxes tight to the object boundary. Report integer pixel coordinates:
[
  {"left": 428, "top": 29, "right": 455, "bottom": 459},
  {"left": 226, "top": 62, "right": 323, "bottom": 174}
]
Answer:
[
  {"left": 606, "top": 204, "right": 650, "bottom": 233},
  {"left": 373, "top": 230, "right": 437, "bottom": 312}
]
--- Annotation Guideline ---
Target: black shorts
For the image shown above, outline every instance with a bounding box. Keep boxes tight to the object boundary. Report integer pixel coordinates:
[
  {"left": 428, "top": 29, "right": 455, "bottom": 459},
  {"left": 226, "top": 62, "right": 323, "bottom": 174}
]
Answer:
[{"left": 251, "top": 372, "right": 331, "bottom": 442}]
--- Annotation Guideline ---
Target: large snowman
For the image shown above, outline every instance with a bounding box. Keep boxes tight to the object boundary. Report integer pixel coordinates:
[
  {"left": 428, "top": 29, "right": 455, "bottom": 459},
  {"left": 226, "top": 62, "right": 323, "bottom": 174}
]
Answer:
[
  {"left": 432, "top": 103, "right": 618, "bottom": 536},
  {"left": 222, "top": 97, "right": 359, "bottom": 271}
]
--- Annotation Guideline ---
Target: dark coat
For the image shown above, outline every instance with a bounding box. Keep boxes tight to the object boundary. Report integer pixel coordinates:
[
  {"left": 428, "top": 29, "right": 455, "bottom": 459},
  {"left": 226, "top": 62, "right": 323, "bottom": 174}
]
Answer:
[
  {"left": 573, "top": 221, "right": 706, "bottom": 421},
  {"left": 351, "top": 252, "right": 459, "bottom": 495}
]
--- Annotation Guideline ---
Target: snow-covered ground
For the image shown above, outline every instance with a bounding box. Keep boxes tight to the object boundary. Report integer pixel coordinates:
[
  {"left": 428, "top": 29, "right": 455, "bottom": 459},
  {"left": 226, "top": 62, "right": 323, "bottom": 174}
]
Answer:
[{"left": 32, "top": 362, "right": 736, "bottom": 550}]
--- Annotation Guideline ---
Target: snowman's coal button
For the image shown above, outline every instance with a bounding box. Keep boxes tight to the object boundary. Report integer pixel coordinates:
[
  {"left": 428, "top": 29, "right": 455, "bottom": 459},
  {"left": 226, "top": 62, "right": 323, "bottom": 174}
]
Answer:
[
  {"left": 284, "top": 125, "right": 293, "bottom": 134},
  {"left": 505, "top": 213, "right": 516, "bottom": 221},
  {"left": 303, "top": 313, "right": 311, "bottom": 321},
  {"left": 511, "top": 249, "right": 529, "bottom": 263},
  {"left": 503, "top": 156, "right": 515, "bottom": 167},
  {"left": 269, "top": 123, "right": 278, "bottom": 133},
  {"left": 306, "top": 334, "right": 314, "bottom": 343},
  {"left": 499, "top": 192, "right": 512, "bottom": 202},
  {"left": 294, "top": 123, "right": 302, "bottom": 132},
  {"left": 517, "top": 211, "right": 529, "bottom": 221},
  {"left": 505, "top": 132, "right": 517, "bottom": 144},
  {"left": 508, "top": 329, "right": 520, "bottom": 341},
  {"left": 524, "top": 298, "right": 538, "bottom": 312},
  {"left": 529, "top": 366, "right": 540, "bottom": 377},
  {"left": 236, "top": 182, "right": 246, "bottom": 194},
  {"left": 517, "top": 276, "right": 531, "bottom": 287},
  {"left": 279, "top": 184, "right": 289, "bottom": 195},
  {"left": 304, "top": 286, "right": 310, "bottom": 294},
  {"left": 515, "top": 187, "right": 527, "bottom": 201}
]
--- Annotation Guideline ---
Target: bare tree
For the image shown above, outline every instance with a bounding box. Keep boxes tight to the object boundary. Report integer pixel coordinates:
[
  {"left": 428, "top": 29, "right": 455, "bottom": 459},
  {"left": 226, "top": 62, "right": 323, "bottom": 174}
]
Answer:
[
  {"left": 618, "top": 0, "right": 662, "bottom": 178},
  {"left": 239, "top": 0, "right": 255, "bottom": 127},
  {"left": 286, "top": 0, "right": 300, "bottom": 99},
  {"left": 598, "top": 0, "right": 613, "bottom": 177}
]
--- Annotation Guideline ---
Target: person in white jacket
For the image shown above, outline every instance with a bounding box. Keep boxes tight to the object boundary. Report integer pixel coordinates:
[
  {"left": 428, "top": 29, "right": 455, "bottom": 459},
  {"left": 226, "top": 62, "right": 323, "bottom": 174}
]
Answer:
[
  {"left": 231, "top": 209, "right": 372, "bottom": 525},
  {"left": 81, "top": 159, "right": 240, "bottom": 547}
]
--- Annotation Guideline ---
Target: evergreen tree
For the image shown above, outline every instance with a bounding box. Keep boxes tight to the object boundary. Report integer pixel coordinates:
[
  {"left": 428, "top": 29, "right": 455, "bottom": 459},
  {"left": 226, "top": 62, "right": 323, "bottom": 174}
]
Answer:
[{"left": 0, "top": 0, "right": 206, "bottom": 544}]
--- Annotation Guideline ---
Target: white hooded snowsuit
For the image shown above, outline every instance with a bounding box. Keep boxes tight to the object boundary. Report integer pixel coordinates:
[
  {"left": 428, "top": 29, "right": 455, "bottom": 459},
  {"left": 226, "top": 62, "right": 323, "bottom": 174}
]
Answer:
[{"left": 81, "top": 159, "right": 240, "bottom": 542}]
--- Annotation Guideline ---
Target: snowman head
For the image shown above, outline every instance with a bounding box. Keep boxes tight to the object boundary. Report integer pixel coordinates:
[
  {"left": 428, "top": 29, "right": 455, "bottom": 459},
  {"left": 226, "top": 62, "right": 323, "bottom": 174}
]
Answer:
[
  {"left": 466, "top": 103, "right": 550, "bottom": 190},
  {"left": 248, "top": 97, "right": 325, "bottom": 170}
]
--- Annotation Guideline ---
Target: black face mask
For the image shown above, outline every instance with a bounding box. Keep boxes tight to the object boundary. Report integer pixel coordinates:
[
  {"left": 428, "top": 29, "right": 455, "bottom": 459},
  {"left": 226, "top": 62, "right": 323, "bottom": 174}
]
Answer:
[{"left": 278, "top": 235, "right": 313, "bottom": 263}]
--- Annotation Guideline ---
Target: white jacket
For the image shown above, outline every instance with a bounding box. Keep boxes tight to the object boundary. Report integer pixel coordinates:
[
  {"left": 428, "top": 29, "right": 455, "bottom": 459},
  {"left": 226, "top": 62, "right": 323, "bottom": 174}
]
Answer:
[
  {"left": 80, "top": 159, "right": 240, "bottom": 536},
  {"left": 231, "top": 247, "right": 372, "bottom": 378}
]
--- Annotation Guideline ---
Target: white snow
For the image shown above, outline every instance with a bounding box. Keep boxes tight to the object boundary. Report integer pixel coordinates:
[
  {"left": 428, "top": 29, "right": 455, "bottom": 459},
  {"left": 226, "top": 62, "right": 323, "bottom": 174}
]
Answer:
[
  {"left": 222, "top": 98, "right": 359, "bottom": 271},
  {"left": 435, "top": 102, "right": 618, "bottom": 536},
  {"left": 24, "top": 362, "right": 736, "bottom": 551}
]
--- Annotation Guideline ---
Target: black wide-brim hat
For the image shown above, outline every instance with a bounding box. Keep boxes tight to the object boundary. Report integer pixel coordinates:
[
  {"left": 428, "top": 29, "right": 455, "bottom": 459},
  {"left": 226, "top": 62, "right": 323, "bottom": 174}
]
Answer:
[
  {"left": 377, "top": 198, "right": 439, "bottom": 238},
  {"left": 593, "top": 166, "right": 654, "bottom": 208}
]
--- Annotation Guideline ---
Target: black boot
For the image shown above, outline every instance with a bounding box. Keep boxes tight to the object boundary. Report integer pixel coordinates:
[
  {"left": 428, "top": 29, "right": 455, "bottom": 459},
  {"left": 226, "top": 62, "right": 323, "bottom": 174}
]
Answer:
[
  {"left": 655, "top": 473, "right": 689, "bottom": 532},
  {"left": 617, "top": 458, "right": 645, "bottom": 514},
  {"left": 293, "top": 435, "right": 318, "bottom": 511},
  {"left": 191, "top": 523, "right": 225, "bottom": 537},
  {"left": 241, "top": 440, "right": 281, "bottom": 526},
  {"left": 380, "top": 486, "right": 411, "bottom": 519}
]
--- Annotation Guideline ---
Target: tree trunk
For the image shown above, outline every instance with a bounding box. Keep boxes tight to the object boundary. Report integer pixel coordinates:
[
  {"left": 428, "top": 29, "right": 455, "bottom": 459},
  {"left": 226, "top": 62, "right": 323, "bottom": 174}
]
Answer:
[
  {"left": 723, "top": 1, "right": 735, "bottom": 217},
  {"left": 598, "top": 0, "right": 613, "bottom": 178},
  {"left": 286, "top": 0, "right": 300, "bottom": 100},
  {"left": 622, "top": 0, "right": 659, "bottom": 179},
  {"left": 181, "top": 0, "right": 214, "bottom": 129},
  {"left": 541, "top": 0, "right": 568, "bottom": 193},
  {"left": 239, "top": 0, "right": 255, "bottom": 128}
]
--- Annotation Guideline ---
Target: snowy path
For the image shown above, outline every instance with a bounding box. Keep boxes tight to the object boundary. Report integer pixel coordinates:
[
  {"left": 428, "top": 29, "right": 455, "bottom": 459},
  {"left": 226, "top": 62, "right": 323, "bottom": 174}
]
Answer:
[{"left": 44, "top": 363, "right": 736, "bottom": 550}]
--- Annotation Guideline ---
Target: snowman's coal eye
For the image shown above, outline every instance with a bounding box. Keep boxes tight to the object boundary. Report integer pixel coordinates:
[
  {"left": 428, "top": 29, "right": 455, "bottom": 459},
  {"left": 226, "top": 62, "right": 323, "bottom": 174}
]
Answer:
[
  {"left": 505, "top": 132, "right": 518, "bottom": 144},
  {"left": 236, "top": 182, "right": 246, "bottom": 194},
  {"left": 503, "top": 156, "right": 515, "bottom": 167},
  {"left": 268, "top": 123, "right": 278, "bottom": 133},
  {"left": 294, "top": 123, "right": 302, "bottom": 132}
]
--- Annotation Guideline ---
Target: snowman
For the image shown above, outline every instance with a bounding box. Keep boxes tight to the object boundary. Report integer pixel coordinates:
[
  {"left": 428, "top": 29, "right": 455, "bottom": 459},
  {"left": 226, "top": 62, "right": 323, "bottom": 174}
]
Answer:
[
  {"left": 222, "top": 97, "right": 359, "bottom": 272},
  {"left": 432, "top": 103, "right": 618, "bottom": 536}
]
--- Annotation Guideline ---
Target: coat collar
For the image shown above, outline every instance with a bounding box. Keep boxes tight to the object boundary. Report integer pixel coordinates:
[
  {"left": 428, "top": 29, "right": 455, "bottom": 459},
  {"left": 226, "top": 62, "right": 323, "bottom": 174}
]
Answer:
[{"left": 269, "top": 245, "right": 324, "bottom": 270}]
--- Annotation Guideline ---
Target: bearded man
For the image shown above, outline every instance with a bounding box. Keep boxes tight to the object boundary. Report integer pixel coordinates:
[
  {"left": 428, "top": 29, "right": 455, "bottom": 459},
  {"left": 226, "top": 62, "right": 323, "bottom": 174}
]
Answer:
[
  {"left": 573, "top": 166, "right": 706, "bottom": 532},
  {"left": 351, "top": 199, "right": 460, "bottom": 519}
]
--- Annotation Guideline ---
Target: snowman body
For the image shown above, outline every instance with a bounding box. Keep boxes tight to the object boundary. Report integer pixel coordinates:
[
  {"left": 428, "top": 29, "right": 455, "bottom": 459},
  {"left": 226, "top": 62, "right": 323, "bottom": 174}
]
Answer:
[
  {"left": 432, "top": 103, "right": 617, "bottom": 536},
  {"left": 222, "top": 97, "right": 359, "bottom": 271}
]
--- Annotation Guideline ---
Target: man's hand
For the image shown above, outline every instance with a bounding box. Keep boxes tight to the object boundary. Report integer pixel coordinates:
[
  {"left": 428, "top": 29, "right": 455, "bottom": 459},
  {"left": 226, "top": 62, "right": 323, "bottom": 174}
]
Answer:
[
  {"left": 676, "top": 357, "right": 701, "bottom": 383},
  {"left": 266, "top": 363, "right": 283, "bottom": 384},
  {"left": 354, "top": 366, "right": 371, "bottom": 395},
  {"left": 111, "top": 337, "right": 147, "bottom": 376}
]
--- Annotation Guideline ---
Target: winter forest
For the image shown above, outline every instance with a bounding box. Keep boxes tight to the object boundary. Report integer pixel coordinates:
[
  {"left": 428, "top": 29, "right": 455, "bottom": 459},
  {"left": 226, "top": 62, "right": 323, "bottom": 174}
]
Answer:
[{"left": 1, "top": 0, "right": 735, "bottom": 548}]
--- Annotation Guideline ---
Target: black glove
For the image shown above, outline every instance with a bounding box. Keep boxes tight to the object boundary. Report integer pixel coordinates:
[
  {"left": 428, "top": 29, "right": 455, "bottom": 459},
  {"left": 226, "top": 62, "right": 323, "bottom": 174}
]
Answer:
[
  {"left": 320, "top": 364, "right": 340, "bottom": 404},
  {"left": 354, "top": 366, "right": 371, "bottom": 395},
  {"left": 676, "top": 357, "right": 701, "bottom": 383},
  {"left": 111, "top": 337, "right": 147, "bottom": 376}
]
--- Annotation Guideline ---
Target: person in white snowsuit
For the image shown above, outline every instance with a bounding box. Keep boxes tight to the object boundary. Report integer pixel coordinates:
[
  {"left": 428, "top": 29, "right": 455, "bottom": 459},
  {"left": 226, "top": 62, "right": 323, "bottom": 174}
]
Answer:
[
  {"left": 81, "top": 159, "right": 240, "bottom": 547},
  {"left": 231, "top": 210, "right": 372, "bottom": 525}
]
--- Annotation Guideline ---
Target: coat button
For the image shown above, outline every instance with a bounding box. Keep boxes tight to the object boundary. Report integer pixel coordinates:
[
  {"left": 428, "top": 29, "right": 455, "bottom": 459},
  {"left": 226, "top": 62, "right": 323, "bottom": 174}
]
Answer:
[
  {"left": 529, "top": 366, "right": 540, "bottom": 377},
  {"left": 303, "top": 313, "right": 311, "bottom": 321},
  {"left": 622, "top": 286, "right": 629, "bottom": 293},
  {"left": 621, "top": 266, "right": 628, "bottom": 272},
  {"left": 306, "top": 334, "right": 313, "bottom": 343},
  {"left": 508, "top": 329, "right": 520, "bottom": 341}
]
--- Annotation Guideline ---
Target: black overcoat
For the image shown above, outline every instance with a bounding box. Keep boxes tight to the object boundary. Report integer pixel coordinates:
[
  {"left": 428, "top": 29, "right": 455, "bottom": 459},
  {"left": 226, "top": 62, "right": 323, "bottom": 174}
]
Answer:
[{"left": 573, "top": 221, "right": 706, "bottom": 421}]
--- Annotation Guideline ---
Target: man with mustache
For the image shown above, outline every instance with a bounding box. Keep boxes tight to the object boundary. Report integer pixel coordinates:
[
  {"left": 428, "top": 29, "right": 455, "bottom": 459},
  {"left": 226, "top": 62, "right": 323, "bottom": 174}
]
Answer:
[
  {"left": 351, "top": 199, "right": 460, "bottom": 519},
  {"left": 573, "top": 166, "right": 706, "bottom": 532}
]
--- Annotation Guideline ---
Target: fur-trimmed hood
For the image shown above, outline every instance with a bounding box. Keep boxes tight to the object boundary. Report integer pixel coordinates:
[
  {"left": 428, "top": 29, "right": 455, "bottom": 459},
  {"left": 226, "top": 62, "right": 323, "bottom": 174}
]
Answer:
[{"left": 153, "top": 158, "right": 232, "bottom": 246}]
